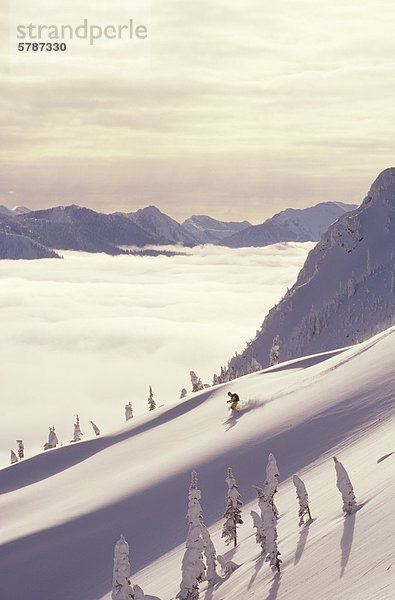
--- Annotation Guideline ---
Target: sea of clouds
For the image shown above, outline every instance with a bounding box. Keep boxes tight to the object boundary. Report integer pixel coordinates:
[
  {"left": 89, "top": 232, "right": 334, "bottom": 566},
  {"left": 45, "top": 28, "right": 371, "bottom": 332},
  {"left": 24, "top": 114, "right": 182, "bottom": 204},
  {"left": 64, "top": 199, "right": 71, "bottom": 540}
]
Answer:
[{"left": 0, "top": 243, "right": 314, "bottom": 464}]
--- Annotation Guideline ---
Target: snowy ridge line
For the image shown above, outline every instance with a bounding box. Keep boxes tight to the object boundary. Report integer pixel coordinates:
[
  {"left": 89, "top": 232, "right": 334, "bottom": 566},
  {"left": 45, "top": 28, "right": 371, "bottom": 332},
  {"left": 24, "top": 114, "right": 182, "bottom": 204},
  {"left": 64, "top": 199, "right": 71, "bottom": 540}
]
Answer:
[
  {"left": 317, "top": 324, "right": 395, "bottom": 377},
  {"left": 0, "top": 391, "right": 211, "bottom": 495},
  {"left": 221, "top": 168, "right": 395, "bottom": 378}
]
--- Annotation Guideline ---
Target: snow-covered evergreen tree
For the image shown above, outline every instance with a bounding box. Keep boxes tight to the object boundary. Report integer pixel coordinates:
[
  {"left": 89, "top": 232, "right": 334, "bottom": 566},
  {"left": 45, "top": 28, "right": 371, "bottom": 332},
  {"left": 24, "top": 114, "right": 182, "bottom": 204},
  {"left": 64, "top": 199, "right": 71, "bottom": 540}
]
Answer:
[
  {"left": 292, "top": 474, "right": 312, "bottom": 526},
  {"left": 16, "top": 439, "right": 24, "bottom": 460},
  {"left": 251, "top": 509, "right": 265, "bottom": 551},
  {"left": 177, "top": 472, "right": 206, "bottom": 600},
  {"left": 44, "top": 427, "right": 58, "bottom": 451},
  {"left": 49, "top": 427, "right": 58, "bottom": 447},
  {"left": 333, "top": 456, "right": 357, "bottom": 515},
  {"left": 222, "top": 467, "right": 243, "bottom": 547},
  {"left": 213, "top": 366, "right": 227, "bottom": 386},
  {"left": 260, "top": 490, "right": 281, "bottom": 572},
  {"left": 269, "top": 335, "right": 280, "bottom": 366},
  {"left": 90, "top": 420, "right": 101, "bottom": 436},
  {"left": 125, "top": 402, "right": 133, "bottom": 421},
  {"left": 10, "top": 449, "right": 18, "bottom": 464},
  {"left": 71, "top": 414, "right": 83, "bottom": 443},
  {"left": 148, "top": 385, "right": 156, "bottom": 411},
  {"left": 190, "top": 371, "right": 204, "bottom": 393},
  {"left": 112, "top": 535, "right": 133, "bottom": 600},
  {"left": 201, "top": 524, "right": 219, "bottom": 585},
  {"left": 180, "top": 388, "right": 187, "bottom": 399},
  {"left": 265, "top": 453, "right": 280, "bottom": 518}
]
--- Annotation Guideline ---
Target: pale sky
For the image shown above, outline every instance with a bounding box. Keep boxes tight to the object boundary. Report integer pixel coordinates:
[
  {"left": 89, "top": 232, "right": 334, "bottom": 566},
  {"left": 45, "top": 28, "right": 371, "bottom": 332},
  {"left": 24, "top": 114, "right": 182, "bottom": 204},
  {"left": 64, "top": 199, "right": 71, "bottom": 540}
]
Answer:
[{"left": 1, "top": 0, "right": 395, "bottom": 222}]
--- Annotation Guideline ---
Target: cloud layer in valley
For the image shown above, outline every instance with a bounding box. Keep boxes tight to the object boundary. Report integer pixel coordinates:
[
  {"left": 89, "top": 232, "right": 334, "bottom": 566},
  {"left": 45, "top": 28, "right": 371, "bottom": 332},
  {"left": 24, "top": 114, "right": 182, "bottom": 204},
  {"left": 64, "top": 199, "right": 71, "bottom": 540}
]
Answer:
[{"left": 0, "top": 243, "right": 313, "bottom": 464}]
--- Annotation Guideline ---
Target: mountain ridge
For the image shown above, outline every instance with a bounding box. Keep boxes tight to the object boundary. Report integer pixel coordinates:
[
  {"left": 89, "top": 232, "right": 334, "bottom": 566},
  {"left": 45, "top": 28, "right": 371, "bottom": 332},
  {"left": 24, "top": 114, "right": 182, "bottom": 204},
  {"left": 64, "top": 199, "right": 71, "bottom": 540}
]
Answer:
[
  {"left": 220, "top": 201, "right": 358, "bottom": 247},
  {"left": 221, "top": 168, "right": 395, "bottom": 379},
  {"left": 0, "top": 200, "right": 356, "bottom": 259}
]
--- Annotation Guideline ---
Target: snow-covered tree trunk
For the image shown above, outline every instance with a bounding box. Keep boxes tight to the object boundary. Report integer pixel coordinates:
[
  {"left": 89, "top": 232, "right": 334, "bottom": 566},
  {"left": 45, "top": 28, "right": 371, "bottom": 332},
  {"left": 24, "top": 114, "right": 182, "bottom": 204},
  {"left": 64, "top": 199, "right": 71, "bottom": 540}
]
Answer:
[
  {"left": 251, "top": 509, "right": 265, "bottom": 552},
  {"left": 265, "top": 453, "right": 280, "bottom": 518},
  {"left": 90, "top": 420, "right": 101, "bottom": 436},
  {"left": 260, "top": 492, "right": 281, "bottom": 572},
  {"left": 333, "top": 457, "right": 357, "bottom": 515},
  {"left": 190, "top": 371, "right": 204, "bottom": 392},
  {"left": 269, "top": 335, "right": 280, "bottom": 366},
  {"left": 112, "top": 535, "right": 133, "bottom": 600},
  {"left": 177, "top": 524, "right": 204, "bottom": 600},
  {"left": 201, "top": 524, "right": 219, "bottom": 585},
  {"left": 177, "top": 472, "right": 206, "bottom": 600},
  {"left": 125, "top": 402, "right": 133, "bottom": 421},
  {"left": 222, "top": 467, "right": 243, "bottom": 547},
  {"left": 292, "top": 474, "right": 312, "bottom": 526},
  {"left": 148, "top": 385, "right": 156, "bottom": 411},
  {"left": 71, "top": 414, "right": 83, "bottom": 443},
  {"left": 10, "top": 449, "right": 18, "bottom": 464},
  {"left": 49, "top": 427, "right": 59, "bottom": 448}
]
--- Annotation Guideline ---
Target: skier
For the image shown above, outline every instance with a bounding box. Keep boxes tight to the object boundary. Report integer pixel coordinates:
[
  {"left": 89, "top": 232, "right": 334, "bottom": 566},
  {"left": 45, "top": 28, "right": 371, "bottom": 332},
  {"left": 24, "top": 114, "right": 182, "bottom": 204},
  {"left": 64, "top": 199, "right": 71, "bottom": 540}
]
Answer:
[{"left": 227, "top": 391, "right": 240, "bottom": 411}]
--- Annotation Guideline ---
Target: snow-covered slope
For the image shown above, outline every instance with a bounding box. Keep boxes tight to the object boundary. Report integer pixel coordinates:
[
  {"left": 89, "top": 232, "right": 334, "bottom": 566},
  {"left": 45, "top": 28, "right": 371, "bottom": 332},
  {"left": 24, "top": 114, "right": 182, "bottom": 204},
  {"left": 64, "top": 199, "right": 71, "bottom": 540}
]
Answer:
[
  {"left": 19, "top": 205, "right": 156, "bottom": 254},
  {"left": 0, "top": 205, "right": 31, "bottom": 216},
  {"left": 0, "top": 205, "right": 13, "bottom": 216},
  {"left": 0, "top": 232, "right": 60, "bottom": 259},
  {"left": 182, "top": 214, "right": 251, "bottom": 244},
  {"left": 1, "top": 328, "right": 394, "bottom": 600},
  {"left": 126, "top": 205, "right": 198, "bottom": 245},
  {"left": 13, "top": 206, "right": 31, "bottom": 215},
  {"left": 221, "top": 202, "right": 357, "bottom": 247},
  {"left": 224, "top": 169, "right": 395, "bottom": 374}
]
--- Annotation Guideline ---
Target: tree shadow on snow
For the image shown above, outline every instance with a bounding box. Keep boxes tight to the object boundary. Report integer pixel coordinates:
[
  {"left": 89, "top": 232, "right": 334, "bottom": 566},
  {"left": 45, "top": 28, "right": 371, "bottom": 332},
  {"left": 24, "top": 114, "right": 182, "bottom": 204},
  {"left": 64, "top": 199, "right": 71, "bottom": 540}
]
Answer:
[
  {"left": 377, "top": 452, "right": 394, "bottom": 464},
  {"left": 266, "top": 572, "right": 281, "bottom": 600},
  {"left": 340, "top": 512, "right": 356, "bottom": 577},
  {"left": 248, "top": 554, "right": 265, "bottom": 589},
  {"left": 294, "top": 518, "right": 315, "bottom": 565},
  {"left": 203, "top": 584, "right": 215, "bottom": 600},
  {"left": 222, "top": 546, "right": 237, "bottom": 561},
  {"left": 340, "top": 501, "right": 367, "bottom": 577}
]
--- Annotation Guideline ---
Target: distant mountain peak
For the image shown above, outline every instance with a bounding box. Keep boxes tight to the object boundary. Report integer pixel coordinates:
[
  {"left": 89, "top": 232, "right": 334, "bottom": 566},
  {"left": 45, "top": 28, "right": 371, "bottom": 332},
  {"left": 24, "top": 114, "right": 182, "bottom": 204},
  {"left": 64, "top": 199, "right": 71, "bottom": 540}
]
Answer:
[{"left": 221, "top": 201, "right": 358, "bottom": 248}]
